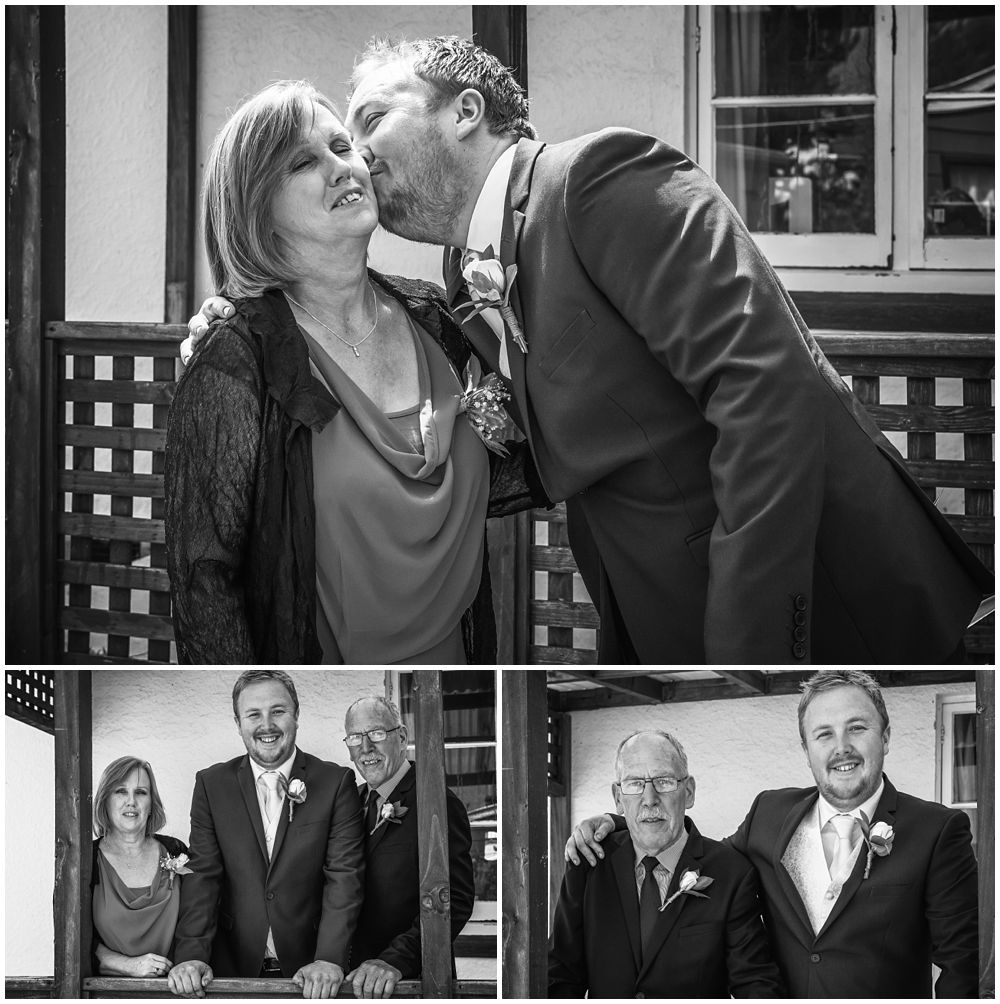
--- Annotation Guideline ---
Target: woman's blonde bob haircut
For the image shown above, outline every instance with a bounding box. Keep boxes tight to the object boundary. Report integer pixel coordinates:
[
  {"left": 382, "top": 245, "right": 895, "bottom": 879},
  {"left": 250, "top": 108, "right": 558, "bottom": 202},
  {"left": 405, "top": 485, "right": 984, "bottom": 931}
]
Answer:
[
  {"left": 93, "top": 756, "right": 167, "bottom": 838},
  {"left": 203, "top": 80, "right": 341, "bottom": 298}
]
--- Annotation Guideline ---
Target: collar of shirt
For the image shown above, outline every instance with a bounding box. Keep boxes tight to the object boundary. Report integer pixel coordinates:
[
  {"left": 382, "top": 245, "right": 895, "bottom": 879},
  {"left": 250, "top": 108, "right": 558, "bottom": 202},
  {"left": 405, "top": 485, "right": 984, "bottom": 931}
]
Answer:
[
  {"left": 464, "top": 144, "right": 517, "bottom": 258},
  {"left": 632, "top": 823, "right": 690, "bottom": 906},
  {"left": 817, "top": 777, "right": 885, "bottom": 832},
  {"left": 373, "top": 758, "right": 412, "bottom": 806},
  {"left": 250, "top": 747, "right": 297, "bottom": 787}
]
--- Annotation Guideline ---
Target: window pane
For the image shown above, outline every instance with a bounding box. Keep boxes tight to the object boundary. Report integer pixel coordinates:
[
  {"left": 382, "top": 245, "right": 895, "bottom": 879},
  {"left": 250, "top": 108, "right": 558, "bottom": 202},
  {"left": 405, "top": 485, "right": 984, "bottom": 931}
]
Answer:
[
  {"left": 925, "top": 8, "right": 995, "bottom": 238},
  {"left": 714, "top": 6, "right": 874, "bottom": 97},
  {"left": 952, "top": 711, "right": 977, "bottom": 803},
  {"left": 716, "top": 105, "right": 875, "bottom": 233}
]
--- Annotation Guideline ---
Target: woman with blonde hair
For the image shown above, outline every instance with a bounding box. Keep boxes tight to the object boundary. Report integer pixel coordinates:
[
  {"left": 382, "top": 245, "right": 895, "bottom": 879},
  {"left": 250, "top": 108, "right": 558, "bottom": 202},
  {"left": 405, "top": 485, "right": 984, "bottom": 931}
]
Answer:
[{"left": 165, "top": 80, "right": 543, "bottom": 664}]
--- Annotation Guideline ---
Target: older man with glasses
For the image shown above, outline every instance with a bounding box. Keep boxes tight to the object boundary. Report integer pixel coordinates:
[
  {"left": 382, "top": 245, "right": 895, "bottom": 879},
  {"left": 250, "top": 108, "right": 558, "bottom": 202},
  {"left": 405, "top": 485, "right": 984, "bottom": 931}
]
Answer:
[
  {"left": 341, "top": 696, "right": 475, "bottom": 999},
  {"left": 549, "top": 729, "right": 781, "bottom": 998}
]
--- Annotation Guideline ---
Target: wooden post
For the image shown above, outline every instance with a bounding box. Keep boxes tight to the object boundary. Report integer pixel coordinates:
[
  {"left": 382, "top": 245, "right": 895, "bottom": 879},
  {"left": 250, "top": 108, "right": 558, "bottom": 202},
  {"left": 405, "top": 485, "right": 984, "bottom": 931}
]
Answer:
[
  {"left": 976, "top": 670, "right": 994, "bottom": 997},
  {"left": 412, "top": 671, "right": 454, "bottom": 998},
  {"left": 471, "top": 6, "right": 528, "bottom": 92},
  {"left": 547, "top": 710, "right": 571, "bottom": 932},
  {"left": 54, "top": 670, "right": 93, "bottom": 998},
  {"left": 6, "top": 5, "right": 65, "bottom": 663},
  {"left": 502, "top": 670, "right": 548, "bottom": 998}
]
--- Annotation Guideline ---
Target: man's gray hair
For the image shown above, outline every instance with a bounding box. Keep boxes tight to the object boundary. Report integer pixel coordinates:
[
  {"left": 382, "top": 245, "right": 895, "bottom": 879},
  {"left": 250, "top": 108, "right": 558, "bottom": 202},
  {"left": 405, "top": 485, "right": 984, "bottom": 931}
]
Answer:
[
  {"left": 797, "top": 670, "right": 889, "bottom": 743},
  {"left": 345, "top": 694, "right": 404, "bottom": 729},
  {"left": 614, "top": 729, "right": 688, "bottom": 780}
]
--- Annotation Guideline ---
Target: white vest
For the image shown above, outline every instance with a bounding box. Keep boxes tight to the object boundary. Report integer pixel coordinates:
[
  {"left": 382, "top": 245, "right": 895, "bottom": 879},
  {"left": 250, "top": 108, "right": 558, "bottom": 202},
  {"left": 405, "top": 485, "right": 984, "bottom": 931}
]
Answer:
[{"left": 781, "top": 810, "right": 863, "bottom": 935}]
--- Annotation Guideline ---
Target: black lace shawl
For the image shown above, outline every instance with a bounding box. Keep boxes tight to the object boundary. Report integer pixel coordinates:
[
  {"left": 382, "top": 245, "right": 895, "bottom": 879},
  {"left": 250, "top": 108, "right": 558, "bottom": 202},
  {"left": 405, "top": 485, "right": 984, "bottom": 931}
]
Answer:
[{"left": 164, "top": 269, "right": 548, "bottom": 664}]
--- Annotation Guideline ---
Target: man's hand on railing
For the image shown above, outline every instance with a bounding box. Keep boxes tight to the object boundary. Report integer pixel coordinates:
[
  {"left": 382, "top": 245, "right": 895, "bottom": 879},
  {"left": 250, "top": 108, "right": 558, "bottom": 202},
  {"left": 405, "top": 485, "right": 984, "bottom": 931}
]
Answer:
[
  {"left": 180, "top": 296, "right": 235, "bottom": 366},
  {"left": 167, "top": 960, "right": 213, "bottom": 999},
  {"left": 346, "top": 958, "right": 403, "bottom": 998},
  {"left": 291, "top": 960, "right": 344, "bottom": 999}
]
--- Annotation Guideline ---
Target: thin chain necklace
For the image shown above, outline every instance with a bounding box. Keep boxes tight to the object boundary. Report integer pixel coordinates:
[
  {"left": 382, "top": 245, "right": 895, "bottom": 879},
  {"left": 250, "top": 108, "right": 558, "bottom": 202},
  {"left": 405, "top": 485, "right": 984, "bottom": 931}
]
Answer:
[{"left": 286, "top": 282, "right": 379, "bottom": 358}]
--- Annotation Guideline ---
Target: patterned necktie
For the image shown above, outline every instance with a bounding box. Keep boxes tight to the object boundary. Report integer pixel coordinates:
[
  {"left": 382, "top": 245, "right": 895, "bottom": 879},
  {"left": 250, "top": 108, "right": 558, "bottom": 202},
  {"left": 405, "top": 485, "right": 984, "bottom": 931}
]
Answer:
[
  {"left": 828, "top": 813, "right": 858, "bottom": 880},
  {"left": 365, "top": 789, "right": 380, "bottom": 834},
  {"left": 639, "top": 856, "right": 661, "bottom": 959},
  {"left": 259, "top": 771, "right": 281, "bottom": 824}
]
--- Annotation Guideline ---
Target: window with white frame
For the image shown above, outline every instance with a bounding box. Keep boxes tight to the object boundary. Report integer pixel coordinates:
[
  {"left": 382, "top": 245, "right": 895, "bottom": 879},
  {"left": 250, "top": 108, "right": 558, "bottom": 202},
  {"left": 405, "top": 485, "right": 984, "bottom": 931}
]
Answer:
[
  {"left": 697, "top": 6, "right": 995, "bottom": 271},
  {"left": 936, "top": 693, "right": 978, "bottom": 854}
]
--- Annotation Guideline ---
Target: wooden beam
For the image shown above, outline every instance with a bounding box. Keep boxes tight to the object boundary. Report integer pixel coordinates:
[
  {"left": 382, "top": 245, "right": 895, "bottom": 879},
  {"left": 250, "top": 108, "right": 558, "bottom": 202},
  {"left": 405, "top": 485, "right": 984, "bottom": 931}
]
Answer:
[
  {"left": 559, "top": 671, "right": 663, "bottom": 704},
  {"left": 502, "top": 671, "right": 547, "bottom": 998},
  {"left": 717, "top": 671, "right": 768, "bottom": 694},
  {"left": 78, "top": 976, "right": 499, "bottom": 997},
  {"left": 54, "top": 670, "right": 92, "bottom": 999},
  {"left": 471, "top": 6, "right": 528, "bottom": 93},
  {"left": 411, "top": 671, "right": 453, "bottom": 998},
  {"left": 976, "top": 670, "right": 995, "bottom": 998},
  {"left": 6, "top": 5, "right": 65, "bottom": 662}
]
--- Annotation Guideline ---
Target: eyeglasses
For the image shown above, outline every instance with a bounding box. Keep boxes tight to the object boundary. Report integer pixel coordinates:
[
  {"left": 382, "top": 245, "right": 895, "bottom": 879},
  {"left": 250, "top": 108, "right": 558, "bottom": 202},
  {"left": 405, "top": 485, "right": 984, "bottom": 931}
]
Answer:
[
  {"left": 615, "top": 775, "right": 688, "bottom": 795},
  {"left": 343, "top": 726, "right": 401, "bottom": 747}
]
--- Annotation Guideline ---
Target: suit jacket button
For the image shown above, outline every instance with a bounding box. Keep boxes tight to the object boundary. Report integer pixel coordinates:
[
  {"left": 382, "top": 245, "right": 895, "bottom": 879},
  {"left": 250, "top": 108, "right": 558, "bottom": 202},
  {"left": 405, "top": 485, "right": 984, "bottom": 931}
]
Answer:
[
  {"left": 793, "top": 642, "right": 807, "bottom": 659},
  {"left": 793, "top": 626, "right": 806, "bottom": 642},
  {"left": 810, "top": 953, "right": 821, "bottom": 963},
  {"left": 266, "top": 891, "right": 275, "bottom": 900},
  {"left": 794, "top": 611, "right": 806, "bottom": 626},
  {"left": 635, "top": 994, "right": 645, "bottom": 999},
  {"left": 794, "top": 594, "right": 807, "bottom": 611}
]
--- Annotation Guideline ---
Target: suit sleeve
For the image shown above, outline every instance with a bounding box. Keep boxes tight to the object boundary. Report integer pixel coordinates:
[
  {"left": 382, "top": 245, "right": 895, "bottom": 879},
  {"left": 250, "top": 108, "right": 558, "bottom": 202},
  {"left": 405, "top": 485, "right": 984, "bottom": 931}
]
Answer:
[
  {"left": 725, "top": 862, "right": 784, "bottom": 998},
  {"left": 548, "top": 861, "right": 590, "bottom": 997},
  {"left": 926, "top": 809, "right": 979, "bottom": 997},
  {"left": 172, "top": 773, "right": 224, "bottom": 965},
  {"left": 564, "top": 130, "right": 829, "bottom": 663},
  {"left": 314, "top": 769, "right": 366, "bottom": 968},
  {"left": 376, "top": 788, "right": 476, "bottom": 978}
]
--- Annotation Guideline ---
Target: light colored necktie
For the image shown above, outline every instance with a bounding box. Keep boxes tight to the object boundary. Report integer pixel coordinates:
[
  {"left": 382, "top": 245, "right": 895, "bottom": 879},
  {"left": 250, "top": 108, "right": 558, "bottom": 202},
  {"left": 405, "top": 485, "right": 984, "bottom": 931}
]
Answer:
[
  {"left": 259, "top": 771, "right": 281, "bottom": 824},
  {"left": 828, "top": 813, "right": 857, "bottom": 880}
]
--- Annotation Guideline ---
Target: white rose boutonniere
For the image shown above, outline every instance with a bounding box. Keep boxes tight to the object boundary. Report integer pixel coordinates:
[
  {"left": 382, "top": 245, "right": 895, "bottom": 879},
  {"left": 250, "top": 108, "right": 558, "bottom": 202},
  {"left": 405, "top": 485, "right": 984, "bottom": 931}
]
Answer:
[
  {"left": 858, "top": 810, "right": 895, "bottom": 879},
  {"left": 279, "top": 776, "right": 307, "bottom": 822},
  {"left": 370, "top": 800, "right": 410, "bottom": 836},
  {"left": 659, "top": 868, "right": 714, "bottom": 911},
  {"left": 457, "top": 248, "right": 528, "bottom": 355},
  {"left": 160, "top": 852, "right": 193, "bottom": 888}
]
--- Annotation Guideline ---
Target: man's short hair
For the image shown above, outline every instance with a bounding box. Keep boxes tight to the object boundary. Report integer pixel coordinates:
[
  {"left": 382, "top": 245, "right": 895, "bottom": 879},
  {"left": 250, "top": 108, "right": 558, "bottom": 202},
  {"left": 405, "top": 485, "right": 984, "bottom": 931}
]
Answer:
[
  {"left": 614, "top": 729, "right": 689, "bottom": 781},
  {"left": 93, "top": 756, "right": 167, "bottom": 837},
  {"left": 352, "top": 35, "right": 536, "bottom": 140},
  {"left": 203, "top": 80, "right": 342, "bottom": 298},
  {"left": 345, "top": 694, "right": 404, "bottom": 730},
  {"left": 797, "top": 670, "right": 889, "bottom": 742},
  {"left": 232, "top": 669, "right": 300, "bottom": 720}
]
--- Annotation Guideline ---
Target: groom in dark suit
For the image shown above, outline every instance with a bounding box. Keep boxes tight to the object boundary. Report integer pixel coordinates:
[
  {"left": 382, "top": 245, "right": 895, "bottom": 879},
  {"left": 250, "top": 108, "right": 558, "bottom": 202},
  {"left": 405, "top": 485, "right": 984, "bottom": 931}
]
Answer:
[
  {"left": 168, "top": 671, "right": 364, "bottom": 999},
  {"left": 549, "top": 728, "right": 781, "bottom": 997},
  {"left": 566, "top": 670, "right": 980, "bottom": 997},
  {"left": 341, "top": 36, "right": 990, "bottom": 664},
  {"left": 342, "top": 695, "right": 475, "bottom": 999}
]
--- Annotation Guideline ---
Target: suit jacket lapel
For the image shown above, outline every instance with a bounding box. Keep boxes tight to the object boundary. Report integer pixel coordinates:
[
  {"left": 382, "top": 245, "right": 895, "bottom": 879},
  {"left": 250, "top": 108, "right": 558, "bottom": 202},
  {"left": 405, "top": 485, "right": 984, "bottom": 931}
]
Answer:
[
  {"left": 267, "top": 750, "right": 306, "bottom": 872},
  {"left": 636, "top": 819, "right": 703, "bottom": 982},
  {"left": 237, "top": 757, "right": 268, "bottom": 862},
  {"left": 498, "top": 203, "right": 532, "bottom": 442},
  {"left": 445, "top": 248, "right": 504, "bottom": 373},
  {"left": 774, "top": 790, "right": 819, "bottom": 944},
  {"left": 609, "top": 835, "right": 643, "bottom": 974},
  {"left": 366, "top": 762, "right": 417, "bottom": 855},
  {"left": 816, "top": 776, "right": 898, "bottom": 938}
]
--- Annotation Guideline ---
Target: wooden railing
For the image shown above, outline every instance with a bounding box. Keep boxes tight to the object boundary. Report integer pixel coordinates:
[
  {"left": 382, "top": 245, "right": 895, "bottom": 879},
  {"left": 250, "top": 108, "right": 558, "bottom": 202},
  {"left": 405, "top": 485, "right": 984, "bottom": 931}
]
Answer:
[{"left": 46, "top": 324, "right": 993, "bottom": 664}]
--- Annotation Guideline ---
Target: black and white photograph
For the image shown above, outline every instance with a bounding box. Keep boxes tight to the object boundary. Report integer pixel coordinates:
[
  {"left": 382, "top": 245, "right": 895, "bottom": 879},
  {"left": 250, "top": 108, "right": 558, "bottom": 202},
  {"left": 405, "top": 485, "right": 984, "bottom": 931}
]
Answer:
[
  {"left": 6, "top": 668, "right": 498, "bottom": 997},
  {"left": 6, "top": 5, "right": 994, "bottom": 668},
  {"left": 502, "top": 668, "right": 993, "bottom": 998}
]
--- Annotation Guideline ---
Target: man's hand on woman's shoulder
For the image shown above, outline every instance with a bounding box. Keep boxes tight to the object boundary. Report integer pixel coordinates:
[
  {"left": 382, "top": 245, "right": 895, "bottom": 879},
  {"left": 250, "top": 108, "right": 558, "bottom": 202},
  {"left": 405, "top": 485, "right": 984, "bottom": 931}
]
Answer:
[{"left": 180, "top": 296, "right": 235, "bottom": 366}]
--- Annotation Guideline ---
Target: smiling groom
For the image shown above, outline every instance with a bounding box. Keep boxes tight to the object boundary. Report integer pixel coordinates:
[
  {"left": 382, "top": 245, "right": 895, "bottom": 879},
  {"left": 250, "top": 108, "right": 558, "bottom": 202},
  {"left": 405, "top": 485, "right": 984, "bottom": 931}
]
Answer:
[{"left": 168, "top": 670, "right": 364, "bottom": 999}]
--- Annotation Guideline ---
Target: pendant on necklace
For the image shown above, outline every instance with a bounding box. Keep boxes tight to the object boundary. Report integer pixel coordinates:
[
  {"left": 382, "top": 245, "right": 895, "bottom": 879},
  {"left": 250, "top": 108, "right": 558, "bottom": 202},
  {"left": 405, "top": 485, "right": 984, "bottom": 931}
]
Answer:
[{"left": 351, "top": 346, "right": 360, "bottom": 358}]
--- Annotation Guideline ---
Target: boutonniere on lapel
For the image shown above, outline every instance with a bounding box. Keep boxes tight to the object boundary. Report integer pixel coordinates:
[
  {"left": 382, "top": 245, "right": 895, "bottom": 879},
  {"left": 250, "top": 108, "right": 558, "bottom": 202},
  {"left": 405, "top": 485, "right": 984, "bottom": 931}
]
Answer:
[
  {"left": 278, "top": 776, "right": 307, "bottom": 822},
  {"left": 659, "top": 869, "right": 714, "bottom": 911},
  {"left": 858, "top": 810, "right": 894, "bottom": 879},
  {"left": 458, "top": 357, "right": 520, "bottom": 456},
  {"left": 159, "top": 852, "right": 193, "bottom": 889},
  {"left": 458, "top": 247, "right": 528, "bottom": 355},
  {"left": 371, "top": 800, "right": 409, "bottom": 836}
]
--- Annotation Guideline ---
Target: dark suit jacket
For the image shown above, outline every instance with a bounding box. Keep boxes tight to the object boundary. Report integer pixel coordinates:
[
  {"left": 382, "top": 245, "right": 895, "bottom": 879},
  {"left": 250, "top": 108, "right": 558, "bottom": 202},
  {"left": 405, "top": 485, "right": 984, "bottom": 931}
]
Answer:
[
  {"left": 548, "top": 818, "right": 782, "bottom": 998},
  {"left": 350, "top": 762, "right": 475, "bottom": 979},
  {"left": 444, "top": 129, "right": 991, "bottom": 664},
  {"left": 727, "top": 776, "right": 979, "bottom": 997},
  {"left": 172, "top": 749, "right": 364, "bottom": 977}
]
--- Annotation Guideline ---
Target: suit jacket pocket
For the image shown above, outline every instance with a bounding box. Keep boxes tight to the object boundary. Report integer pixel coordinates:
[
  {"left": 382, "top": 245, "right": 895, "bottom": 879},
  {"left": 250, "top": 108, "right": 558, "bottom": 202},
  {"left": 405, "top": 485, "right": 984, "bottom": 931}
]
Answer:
[
  {"left": 685, "top": 526, "right": 712, "bottom": 569},
  {"left": 538, "top": 309, "right": 595, "bottom": 378}
]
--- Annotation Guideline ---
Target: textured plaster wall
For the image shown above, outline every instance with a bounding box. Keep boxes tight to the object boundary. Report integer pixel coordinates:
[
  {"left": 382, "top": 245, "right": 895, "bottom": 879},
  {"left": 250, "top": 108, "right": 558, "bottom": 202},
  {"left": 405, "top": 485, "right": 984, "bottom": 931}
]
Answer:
[
  {"left": 65, "top": 6, "right": 168, "bottom": 322},
  {"left": 568, "top": 682, "right": 975, "bottom": 841},
  {"left": 527, "top": 6, "right": 687, "bottom": 146},
  {"left": 5, "top": 718, "right": 55, "bottom": 976},
  {"left": 194, "top": 5, "right": 471, "bottom": 295}
]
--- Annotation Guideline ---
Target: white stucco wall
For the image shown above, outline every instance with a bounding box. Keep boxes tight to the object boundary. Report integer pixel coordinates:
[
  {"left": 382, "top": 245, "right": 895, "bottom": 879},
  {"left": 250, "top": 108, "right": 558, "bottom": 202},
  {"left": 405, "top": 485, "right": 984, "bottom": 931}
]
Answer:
[
  {"left": 567, "top": 681, "right": 976, "bottom": 841},
  {"left": 4, "top": 718, "right": 56, "bottom": 976}
]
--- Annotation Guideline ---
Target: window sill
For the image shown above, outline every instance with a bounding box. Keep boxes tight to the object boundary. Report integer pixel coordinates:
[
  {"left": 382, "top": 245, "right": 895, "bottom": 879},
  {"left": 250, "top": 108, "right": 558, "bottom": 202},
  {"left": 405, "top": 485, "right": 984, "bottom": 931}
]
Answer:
[{"left": 775, "top": 267, "right": 994, "bottom": 295}]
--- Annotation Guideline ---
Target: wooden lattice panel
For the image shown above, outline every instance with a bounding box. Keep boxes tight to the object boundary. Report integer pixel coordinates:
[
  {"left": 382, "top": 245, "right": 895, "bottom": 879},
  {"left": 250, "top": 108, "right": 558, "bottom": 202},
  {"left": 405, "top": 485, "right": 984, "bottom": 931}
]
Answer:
[
  {"left": 49, "top": 322, "right": 185, "bottom": 663},
  {"left": 526, "top": 332, "right": 994, "bottom": 664},
  {"left": 5, "top": 670, "right": 55, "bottom": 733}
]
